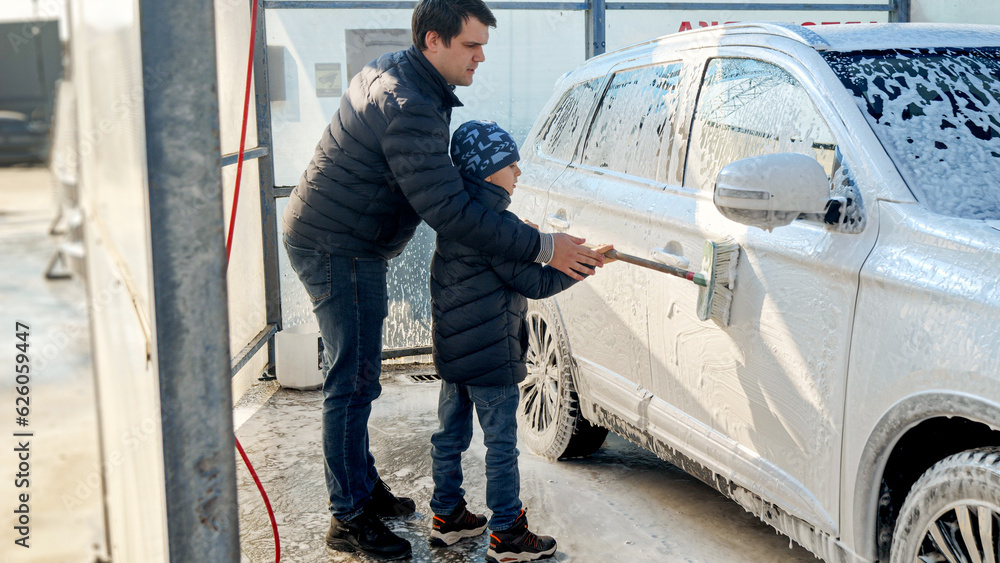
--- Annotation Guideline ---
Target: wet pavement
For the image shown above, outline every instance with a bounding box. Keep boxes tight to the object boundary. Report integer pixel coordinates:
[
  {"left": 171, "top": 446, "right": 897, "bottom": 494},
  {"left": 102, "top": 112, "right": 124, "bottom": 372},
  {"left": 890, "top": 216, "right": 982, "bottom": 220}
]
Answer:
[
  {"left": 0, "top": 165, "right": 105, "bottom": 563},
  {"left": 235, "top": 364, "right": 819, "bottom": 563}
]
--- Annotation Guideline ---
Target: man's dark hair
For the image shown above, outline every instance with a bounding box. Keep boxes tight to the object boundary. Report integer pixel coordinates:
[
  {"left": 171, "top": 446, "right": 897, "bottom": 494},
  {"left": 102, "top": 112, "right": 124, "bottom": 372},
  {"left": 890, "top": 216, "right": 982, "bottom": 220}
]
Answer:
[{"left": 412, "top": 0, "right": 497, "bottom": 51}]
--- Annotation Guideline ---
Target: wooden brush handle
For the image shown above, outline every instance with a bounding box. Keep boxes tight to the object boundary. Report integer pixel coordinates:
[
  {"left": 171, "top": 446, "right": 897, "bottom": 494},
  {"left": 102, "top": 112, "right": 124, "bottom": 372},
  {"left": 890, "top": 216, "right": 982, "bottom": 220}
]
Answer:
[
  {"left": 602, "top": 249, "right": 704, "bottom": 285},
  {"left": 584, "top": 242, "right": 707, "bottom": 285}
]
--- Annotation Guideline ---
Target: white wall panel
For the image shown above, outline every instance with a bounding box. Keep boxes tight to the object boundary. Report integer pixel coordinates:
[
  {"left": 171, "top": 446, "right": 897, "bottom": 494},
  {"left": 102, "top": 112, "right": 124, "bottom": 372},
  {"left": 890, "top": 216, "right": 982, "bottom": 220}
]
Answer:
[
  {"left": 265, "top": 7, "right": 585, "bottom": 187},
  {"left": 912, "top": 0, "right": 1000, "bottom": 24},
  {"left": 71, "top": 0, "right": 168, "bottom": 558},
  {"left": 215, "top": 0, "right": 269, "bottom": 400}
]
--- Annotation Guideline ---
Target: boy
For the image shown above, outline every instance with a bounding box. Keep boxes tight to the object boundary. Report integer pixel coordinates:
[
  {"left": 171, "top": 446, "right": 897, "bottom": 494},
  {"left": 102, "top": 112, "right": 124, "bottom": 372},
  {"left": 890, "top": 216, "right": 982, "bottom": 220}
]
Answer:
[{"left": 428, "top": 120, "right": 605, "bottom": 562}]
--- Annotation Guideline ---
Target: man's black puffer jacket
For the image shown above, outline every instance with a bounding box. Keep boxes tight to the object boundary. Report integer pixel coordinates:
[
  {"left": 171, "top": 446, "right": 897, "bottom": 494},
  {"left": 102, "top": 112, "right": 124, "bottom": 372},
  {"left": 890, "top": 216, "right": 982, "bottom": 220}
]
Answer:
[
  {"left": 431, "top": 173, "right": 577, "bottom": 387},
  {"left": 282, "top": 46, "right": 540, "bottom": 262}
]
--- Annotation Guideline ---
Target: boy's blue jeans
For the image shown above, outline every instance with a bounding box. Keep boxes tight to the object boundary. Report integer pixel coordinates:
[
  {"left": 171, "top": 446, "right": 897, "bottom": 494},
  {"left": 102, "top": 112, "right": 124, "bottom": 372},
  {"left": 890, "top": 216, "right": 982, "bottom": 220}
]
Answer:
[
  {"left": 284, "top": 239, "right": 387, "bottom": 521},
  {"left": 430, "top": 381, "right": 523, "bottom": 531}
]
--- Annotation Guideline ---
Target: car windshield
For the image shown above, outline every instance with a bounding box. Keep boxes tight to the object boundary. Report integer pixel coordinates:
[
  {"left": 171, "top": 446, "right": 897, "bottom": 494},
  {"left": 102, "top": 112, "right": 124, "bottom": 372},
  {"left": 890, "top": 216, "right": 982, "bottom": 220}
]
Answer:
[{"left": 824, "top": 47, "right": 1000, "bottom": 220}]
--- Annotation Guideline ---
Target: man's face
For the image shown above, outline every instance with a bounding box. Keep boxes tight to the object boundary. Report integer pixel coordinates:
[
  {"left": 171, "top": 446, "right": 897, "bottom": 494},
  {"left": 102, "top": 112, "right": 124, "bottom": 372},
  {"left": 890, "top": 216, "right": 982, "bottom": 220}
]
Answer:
[{"left": 423, "top": 17, "right": 488, "bottom": 86}]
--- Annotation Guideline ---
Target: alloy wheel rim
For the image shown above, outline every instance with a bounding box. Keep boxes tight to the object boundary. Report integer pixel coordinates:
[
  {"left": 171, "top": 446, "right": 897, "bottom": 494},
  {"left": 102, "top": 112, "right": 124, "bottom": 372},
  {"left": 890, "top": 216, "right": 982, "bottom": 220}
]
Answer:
[
  {"left": 521, "top": 311, "right": 561, "bottom": 434},
  {"left": 915, "top": 503, "right": 1000, "bottom": 563}
]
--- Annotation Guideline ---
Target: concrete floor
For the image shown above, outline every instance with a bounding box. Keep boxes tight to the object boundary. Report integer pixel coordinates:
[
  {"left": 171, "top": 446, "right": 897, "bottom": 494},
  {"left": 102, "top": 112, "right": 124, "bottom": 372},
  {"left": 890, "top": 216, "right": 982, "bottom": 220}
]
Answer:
[
  {"left": 0, "top": 165, "right": 106, "bottom": 563},
  {"left": 235, "top": 364, "right": 818, "bottom": 563},
  {"left": 0, "top": 165, "right": 817, "bottom": 562}
]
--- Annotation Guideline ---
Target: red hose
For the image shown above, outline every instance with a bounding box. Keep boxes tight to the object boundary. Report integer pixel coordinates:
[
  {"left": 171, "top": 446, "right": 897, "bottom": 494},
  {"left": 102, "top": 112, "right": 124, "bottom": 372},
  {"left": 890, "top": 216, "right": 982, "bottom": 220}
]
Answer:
[
  {"left": 225, "top": 0, "right": 258, "bottom": 264},
  {"left": 227, "top": 0, "right": 281, "bottom": 562},
  {"left": 235, "top": 435, "right": 280, "bottom": 562}
]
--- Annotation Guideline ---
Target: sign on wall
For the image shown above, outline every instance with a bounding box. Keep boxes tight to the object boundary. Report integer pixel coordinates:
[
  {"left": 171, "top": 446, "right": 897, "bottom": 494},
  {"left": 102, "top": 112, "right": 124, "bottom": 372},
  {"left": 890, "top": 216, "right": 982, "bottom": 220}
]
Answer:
[{"left": 315, "top": 62, "right": 342, "bottom": 97}]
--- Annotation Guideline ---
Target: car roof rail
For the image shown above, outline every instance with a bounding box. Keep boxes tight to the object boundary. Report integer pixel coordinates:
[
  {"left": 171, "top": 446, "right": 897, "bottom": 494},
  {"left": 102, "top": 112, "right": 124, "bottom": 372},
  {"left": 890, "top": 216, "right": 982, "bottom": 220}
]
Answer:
[
  {"left": 588, "top": 21, "right": 834, "bottom": 65},
  {"left": 717, "top": 22, "right": 832, "bottom": 51}
]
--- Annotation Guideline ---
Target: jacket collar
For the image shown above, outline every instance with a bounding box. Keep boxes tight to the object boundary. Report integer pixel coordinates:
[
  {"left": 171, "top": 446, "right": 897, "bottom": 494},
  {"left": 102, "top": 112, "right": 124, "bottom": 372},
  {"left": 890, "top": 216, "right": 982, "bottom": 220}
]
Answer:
[
  {"left": 461, "top": 172, "right": 511, "bottom": 212},
  {"left": 404, "top": 45, "right": 463, "bottom": 109}
]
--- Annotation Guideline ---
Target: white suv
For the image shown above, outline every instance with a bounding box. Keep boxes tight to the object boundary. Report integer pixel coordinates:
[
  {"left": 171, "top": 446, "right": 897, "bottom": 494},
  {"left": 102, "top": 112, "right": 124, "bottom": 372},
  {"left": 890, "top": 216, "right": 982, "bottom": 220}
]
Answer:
[{"left": 512, "top": 22, "right": 1000, "bottom": 563}]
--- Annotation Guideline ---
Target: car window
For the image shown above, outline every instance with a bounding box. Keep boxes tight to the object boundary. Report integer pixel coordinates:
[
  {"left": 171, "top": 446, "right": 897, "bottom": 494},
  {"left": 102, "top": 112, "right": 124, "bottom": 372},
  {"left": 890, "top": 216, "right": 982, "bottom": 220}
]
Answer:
[
  {"left": 581, "top": 62, "right": 683, "bottom": 181},
  {"left": 537, "top": 78, "right": 603, "bottom": 162},
  {"left": 686, "top": 58, "right": 838, "bottom": 193},
  {"left": 824, "top": 47, "right": 1000, "bottom": 220}
]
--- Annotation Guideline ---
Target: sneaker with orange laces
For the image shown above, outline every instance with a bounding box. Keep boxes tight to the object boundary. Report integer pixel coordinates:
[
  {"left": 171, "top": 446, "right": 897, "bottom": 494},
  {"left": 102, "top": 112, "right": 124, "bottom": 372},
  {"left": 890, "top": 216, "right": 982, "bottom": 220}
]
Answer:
[
  {"left": 429, "top": 498, "right": 488, "bottom": 547},
  {"left": 486, "top": 509, "right": 557, "bottom": 563}
]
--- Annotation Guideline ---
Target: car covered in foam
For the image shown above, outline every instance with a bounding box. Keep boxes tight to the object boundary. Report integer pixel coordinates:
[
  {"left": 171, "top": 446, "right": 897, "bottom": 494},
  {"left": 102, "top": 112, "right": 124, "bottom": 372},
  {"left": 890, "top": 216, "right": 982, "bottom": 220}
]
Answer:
[{"left": 511, "top": 22, "right": 1000, "bottom": 563}]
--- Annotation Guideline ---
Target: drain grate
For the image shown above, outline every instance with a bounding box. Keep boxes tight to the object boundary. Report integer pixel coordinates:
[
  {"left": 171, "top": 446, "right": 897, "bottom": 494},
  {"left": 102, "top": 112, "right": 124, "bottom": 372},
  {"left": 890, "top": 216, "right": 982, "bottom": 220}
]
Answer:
[{"left": 408, "top": 373, "right": 441, "bottom": 383}]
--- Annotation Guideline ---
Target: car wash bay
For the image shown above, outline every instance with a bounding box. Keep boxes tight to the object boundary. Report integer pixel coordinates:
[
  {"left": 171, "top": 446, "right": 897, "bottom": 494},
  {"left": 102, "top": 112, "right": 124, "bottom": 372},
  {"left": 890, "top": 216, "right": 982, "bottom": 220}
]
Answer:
[{"left": 57, "top": 0, "right": 915, "bottom": 561}]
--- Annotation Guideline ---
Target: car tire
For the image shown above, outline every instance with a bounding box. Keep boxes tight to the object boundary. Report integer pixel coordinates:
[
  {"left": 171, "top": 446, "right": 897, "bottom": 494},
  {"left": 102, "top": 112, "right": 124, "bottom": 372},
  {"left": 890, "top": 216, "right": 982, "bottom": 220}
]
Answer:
[
  {"left": 518, "top": 299, "right": 607, "bottom": 461},
  {"left": 889, "top": 447, "right": 1000, "bottom": 563},
  {"left": 560, "top": 417, "right": 609, "bottom": 459}
]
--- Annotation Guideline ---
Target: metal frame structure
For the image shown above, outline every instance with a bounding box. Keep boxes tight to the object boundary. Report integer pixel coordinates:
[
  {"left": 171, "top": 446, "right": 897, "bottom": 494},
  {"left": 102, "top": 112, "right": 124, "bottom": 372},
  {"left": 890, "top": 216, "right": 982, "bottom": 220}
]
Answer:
[
  {"left": 139, "top": 0, "right": 240, "bottom": 558},
  {"left": 221, "top": 0, "right": 282, "bottom": 381},
  {"left": 264, "top": 0, "right": 910, "bottom": 57}
]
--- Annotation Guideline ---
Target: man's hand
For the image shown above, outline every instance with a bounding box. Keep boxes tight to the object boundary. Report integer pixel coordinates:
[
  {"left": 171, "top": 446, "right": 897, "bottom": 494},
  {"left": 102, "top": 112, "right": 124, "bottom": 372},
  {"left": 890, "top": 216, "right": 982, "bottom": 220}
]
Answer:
[
  {"left": 591, "top": 243, "right": 617, "bottom": 262},
  {"left": 523, "top": 219, "right": 539, "bottom": 229},
  {"left": 550, "top": 233, "right": 606, "bottom": 281}
]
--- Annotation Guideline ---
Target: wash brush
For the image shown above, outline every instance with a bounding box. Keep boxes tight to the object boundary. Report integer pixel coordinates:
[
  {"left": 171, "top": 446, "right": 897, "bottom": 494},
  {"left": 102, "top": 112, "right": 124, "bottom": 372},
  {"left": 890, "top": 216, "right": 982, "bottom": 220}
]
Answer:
[{"left": 589, "top": 238, "right": 740, "bottom": 326}]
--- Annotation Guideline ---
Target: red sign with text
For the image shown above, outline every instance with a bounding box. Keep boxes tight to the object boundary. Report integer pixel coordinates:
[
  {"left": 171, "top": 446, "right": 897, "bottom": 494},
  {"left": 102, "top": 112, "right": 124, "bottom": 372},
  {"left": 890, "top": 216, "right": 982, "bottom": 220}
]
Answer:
[{"left": 677, "top": 20, "right": 880, "bottom": 32}]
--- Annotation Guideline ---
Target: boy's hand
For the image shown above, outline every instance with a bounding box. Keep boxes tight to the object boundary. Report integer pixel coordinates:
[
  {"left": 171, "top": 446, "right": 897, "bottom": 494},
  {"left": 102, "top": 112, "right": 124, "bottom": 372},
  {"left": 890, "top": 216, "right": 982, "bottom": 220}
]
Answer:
[
  {"left": 550, "top": 233, "right": 605, "bottom": 281},
  {"left": 523, "top": 219, "right": 539, "bottom": 229}
]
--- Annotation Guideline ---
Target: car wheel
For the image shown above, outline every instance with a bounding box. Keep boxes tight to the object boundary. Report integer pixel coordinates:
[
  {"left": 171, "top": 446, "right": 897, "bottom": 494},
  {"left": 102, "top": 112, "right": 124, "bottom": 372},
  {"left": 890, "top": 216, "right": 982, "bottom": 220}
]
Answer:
[
  {"left": 890, "top": 447, "right": 1000, "bottom": 563},
  {"left": 518, "top": 300, "right": 607, "bottom": 460}
]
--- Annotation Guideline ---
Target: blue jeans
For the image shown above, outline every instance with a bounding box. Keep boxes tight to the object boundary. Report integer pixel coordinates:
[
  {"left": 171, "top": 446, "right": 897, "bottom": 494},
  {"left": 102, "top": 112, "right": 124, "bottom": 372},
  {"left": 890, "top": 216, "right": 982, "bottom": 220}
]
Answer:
[
  {"left": 430, "top": 382, "right": 523, "bottom": 531},
  {"left": 284, "top": 239, "right": 388, "bottom": 521}
]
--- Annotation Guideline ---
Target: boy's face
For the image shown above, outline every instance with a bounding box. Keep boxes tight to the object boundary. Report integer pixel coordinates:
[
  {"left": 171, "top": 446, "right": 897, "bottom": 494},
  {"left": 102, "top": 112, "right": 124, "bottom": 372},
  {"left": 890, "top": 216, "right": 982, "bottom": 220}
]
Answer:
[
  {"left": 423, "top": 17, "right": 488, "bottom": 86},
  {"left": 485, "top": 162, "right": 521, "bottom": 195}
]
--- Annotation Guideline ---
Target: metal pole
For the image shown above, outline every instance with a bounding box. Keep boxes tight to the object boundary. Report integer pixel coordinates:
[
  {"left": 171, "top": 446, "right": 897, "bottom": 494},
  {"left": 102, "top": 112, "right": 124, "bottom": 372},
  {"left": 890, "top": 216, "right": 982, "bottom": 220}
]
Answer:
[
  {"left": 254, "top": 0, "right": 282, "bottom": 376},
  {"left": 891, "top": 0, "right": 910, "bottom": 22},
  {"left": 586, "top": 0, "right": 606, "bottom": 58},
  {"left": 138, "top": 0, "right": 240, "bottom": 560}
]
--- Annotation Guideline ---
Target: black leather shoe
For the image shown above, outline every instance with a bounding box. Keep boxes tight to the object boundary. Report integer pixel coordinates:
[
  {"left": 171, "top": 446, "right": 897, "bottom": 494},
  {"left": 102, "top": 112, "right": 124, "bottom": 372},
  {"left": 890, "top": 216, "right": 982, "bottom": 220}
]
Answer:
[
  {"left": 325, "top": 510, "right": 412, "bottom": 560},
  {"left": 368, "top": 479, "right": 417, "bottom": 518}
]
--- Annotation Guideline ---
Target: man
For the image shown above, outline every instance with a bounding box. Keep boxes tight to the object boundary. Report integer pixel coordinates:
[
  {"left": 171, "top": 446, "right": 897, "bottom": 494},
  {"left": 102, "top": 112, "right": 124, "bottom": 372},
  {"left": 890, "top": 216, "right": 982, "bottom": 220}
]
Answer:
[{"left": 282, "top": 0, "right": 604, "bottom": 559}]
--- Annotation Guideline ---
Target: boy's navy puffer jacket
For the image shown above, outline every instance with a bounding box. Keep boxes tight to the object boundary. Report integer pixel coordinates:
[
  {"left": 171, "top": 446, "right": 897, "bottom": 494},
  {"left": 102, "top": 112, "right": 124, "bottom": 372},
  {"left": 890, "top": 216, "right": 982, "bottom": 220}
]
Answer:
[
  {"left": 282, "top": 46, "right": 540, "bottom": 263},
  {"left": 431, "top": 173, "right": 577, "bottom": 387}
]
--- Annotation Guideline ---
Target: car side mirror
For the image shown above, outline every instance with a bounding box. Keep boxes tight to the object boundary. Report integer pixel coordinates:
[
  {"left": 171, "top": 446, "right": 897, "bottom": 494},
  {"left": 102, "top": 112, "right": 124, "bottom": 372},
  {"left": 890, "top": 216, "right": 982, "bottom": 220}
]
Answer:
[{"left": 713, "top": 153, "right": 831, "bottom": 230}]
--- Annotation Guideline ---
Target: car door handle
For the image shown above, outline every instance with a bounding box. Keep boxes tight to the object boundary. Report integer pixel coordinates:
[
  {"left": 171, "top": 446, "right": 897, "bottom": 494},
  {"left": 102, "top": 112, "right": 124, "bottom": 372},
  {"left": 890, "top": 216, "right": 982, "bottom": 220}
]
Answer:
[
  {"left": 546, "top": 214, "right": 570, "bottom": 231},
  {"left": 652, "top": 248, "right": 690, "bottom": 269}
]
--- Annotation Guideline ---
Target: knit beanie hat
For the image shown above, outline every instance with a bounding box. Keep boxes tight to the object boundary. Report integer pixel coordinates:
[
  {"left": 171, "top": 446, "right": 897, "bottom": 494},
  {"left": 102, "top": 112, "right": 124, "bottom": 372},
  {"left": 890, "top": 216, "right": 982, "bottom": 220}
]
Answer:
[{"left": 450, "top": 120, "right": 520, "bottom": 180}]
